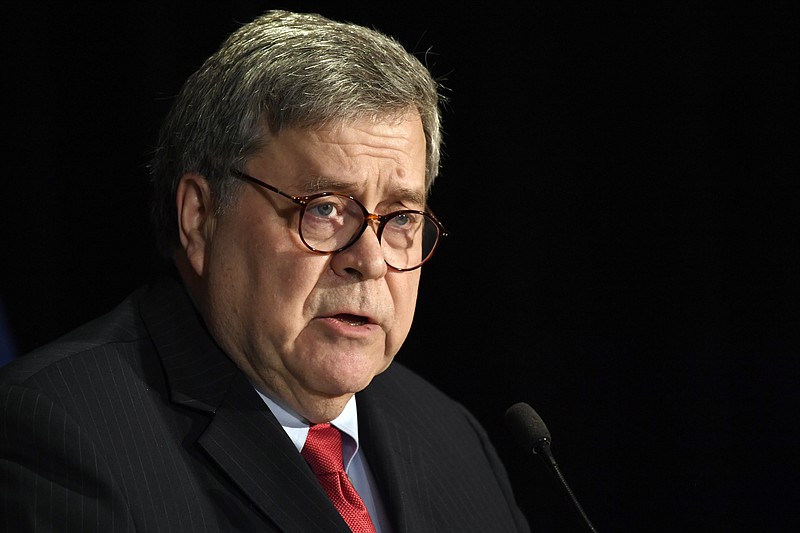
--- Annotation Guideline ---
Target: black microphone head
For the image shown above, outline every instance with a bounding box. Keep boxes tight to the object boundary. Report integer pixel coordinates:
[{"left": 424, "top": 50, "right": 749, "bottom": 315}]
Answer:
[
  {"left": 505, "top": 403, "right": 597, "bottom": 530},
  {"left": 504, "top": 402, "right": 551, "bottom": 453}
]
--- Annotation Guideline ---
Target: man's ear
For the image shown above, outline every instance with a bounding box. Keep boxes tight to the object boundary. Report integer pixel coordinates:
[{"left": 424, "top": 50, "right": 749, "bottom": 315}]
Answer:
[{"left": 176, "top": 173, "right": 214, "bottom": 277}]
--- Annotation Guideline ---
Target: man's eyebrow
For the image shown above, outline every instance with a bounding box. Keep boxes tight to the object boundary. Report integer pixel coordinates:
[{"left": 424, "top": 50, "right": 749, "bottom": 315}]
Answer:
[
  {"left": 301, "top": 177, "right": 427, "bottom": 207},
  {"left": 392, "top": 187, "right": 426, "bottom": 207},
  {"left": 302, "top": 176, "right": 351, "bottom": 193}
]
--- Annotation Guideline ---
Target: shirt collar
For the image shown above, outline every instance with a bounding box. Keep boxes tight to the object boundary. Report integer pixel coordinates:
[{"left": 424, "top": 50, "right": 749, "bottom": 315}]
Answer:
[{"left": 253, "top": 387, "right": 361, "bottom": 469}]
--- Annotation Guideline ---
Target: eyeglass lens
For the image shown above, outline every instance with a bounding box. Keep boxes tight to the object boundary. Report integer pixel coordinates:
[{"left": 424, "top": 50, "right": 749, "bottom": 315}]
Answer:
[{"left": 300, "top": 195, "right": 440, "bottom": 270}]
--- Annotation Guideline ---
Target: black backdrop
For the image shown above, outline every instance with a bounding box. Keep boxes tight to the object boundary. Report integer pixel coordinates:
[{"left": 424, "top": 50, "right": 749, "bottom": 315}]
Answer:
[{"left": 2, "top": 2, "right": 798, "bottom": 531}]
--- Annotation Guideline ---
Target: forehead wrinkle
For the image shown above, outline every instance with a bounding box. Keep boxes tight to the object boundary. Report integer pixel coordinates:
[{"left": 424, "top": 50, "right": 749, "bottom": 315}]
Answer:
[
  {"left": 318, "top": 139, "right": 414, "bottom": 174},
  {"left": 288, "top": 115, "right": 426, "bottom": 204},
  {"left": 316, "top": 116, "right": 419, "bottom": 156}
]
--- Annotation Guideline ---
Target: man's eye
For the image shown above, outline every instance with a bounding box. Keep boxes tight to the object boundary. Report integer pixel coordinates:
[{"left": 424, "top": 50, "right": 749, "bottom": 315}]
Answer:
[
  {"left": 310, "top": 202, "right": 336, "bottom": 217},
  {"left": 393, "top": 213, "right": 411, "bottom": 227}
]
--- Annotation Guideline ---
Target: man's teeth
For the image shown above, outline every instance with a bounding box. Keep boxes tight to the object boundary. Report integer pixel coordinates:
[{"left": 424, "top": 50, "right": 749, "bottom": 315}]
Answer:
[{"left": 335, "top": 314, "right": 367, "bottom": 326}]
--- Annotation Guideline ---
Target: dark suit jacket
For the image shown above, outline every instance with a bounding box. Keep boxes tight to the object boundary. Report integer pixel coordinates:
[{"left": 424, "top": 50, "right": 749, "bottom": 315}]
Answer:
[{"left": 0, "top": 276, "right": 530, "bottom": 532}]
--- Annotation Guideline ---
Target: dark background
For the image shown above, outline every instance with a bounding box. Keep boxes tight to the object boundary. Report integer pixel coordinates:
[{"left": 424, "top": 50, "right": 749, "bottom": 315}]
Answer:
[{"left": 2, "top": 2, "right": 799, "bottom": 531}]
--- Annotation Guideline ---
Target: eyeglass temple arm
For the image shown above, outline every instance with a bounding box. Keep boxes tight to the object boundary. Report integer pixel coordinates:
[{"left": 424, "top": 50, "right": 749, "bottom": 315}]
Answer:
[{"left": 232, "top": 170, "right": 302, "bottom": 204}]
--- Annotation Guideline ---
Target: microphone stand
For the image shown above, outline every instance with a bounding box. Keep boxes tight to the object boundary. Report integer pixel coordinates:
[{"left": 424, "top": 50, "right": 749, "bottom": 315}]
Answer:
[{"left": 534, "top": 438, "right": 597, "bottom": 532}]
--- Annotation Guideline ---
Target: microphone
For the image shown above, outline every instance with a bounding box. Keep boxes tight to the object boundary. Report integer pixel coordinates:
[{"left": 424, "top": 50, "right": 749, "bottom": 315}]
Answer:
[{"left": 504, "top": 402, "right": 597, "bottom": 532}]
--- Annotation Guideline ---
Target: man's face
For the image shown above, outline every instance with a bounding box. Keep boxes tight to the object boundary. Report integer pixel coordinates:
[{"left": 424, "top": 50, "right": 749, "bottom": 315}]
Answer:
[{"left": 195, "top": 111, "right": 427, "bottom": 421}]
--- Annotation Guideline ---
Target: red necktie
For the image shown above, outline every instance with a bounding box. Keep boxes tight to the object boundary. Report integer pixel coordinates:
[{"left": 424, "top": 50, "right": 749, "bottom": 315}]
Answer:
[{"left": 302, "top": 423, "right": 377, "bottom": 533}]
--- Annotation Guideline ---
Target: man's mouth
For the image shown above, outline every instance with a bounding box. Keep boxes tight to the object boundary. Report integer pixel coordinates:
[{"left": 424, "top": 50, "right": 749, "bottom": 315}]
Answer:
[{"left": 331, "top": 313, "right": 369, "bottom": 326}]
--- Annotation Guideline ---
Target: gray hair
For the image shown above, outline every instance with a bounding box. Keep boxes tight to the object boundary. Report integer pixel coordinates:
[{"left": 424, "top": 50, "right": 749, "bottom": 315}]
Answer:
[{"left": 149, "top": 10, "right": 445, "bottom": 258}]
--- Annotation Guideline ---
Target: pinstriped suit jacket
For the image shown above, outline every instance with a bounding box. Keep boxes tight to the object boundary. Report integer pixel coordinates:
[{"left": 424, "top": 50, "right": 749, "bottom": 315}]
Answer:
[{"left": 0, "top": 276, "right": 530, "bottom": 532}]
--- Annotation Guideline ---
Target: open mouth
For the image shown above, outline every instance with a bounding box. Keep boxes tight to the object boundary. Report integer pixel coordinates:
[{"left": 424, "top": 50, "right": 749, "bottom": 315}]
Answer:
[{"left": 332, "top": 313, "right": 369, "bottom": 326}]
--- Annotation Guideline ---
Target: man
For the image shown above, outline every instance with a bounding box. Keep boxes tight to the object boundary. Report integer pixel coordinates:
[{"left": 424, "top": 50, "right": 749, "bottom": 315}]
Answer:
[{"left": 0, "top": 10, "right": 530, "bottom": 532}]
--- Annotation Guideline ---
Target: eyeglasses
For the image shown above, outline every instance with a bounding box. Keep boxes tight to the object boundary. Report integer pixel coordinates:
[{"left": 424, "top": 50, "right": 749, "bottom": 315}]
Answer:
[{"left": 231, "top": 170, "right": 448, "bottom": 271}]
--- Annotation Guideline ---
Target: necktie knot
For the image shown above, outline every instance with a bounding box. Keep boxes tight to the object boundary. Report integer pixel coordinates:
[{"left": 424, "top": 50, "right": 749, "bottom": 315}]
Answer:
[{"left": 302, "top": 423, "right": 344, "bottom": 476}]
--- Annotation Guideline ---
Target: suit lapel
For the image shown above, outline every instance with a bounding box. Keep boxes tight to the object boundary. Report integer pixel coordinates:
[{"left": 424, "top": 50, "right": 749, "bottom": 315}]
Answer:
[
  {"left": 359, "top": 376, "right": 436, "bottom": 532},
  {"left": 198, "top": 373, "right": 351, "bottom": 532},
  {"left": 139, "top": 276, "right": 350, "bottom": 532},
  {"left": 139, "top": 275, "right": 239, "bottom": 411}
]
